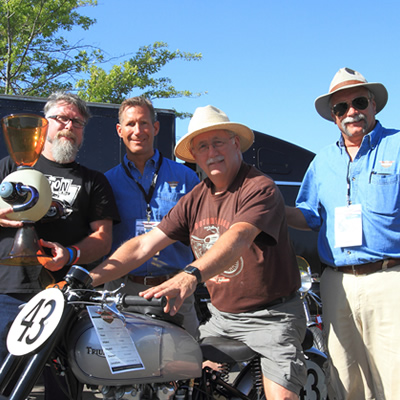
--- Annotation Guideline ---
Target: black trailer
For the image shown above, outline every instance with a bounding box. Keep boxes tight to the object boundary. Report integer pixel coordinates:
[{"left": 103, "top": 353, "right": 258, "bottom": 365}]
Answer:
[{"left": 0, "top": 94, "right": 176, "bottom": 172}]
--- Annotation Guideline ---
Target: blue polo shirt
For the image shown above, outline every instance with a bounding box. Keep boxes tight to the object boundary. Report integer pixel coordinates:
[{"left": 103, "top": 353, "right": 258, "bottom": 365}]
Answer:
[
  {"left": 105, "top": 150, "right": 200, "bottom": 276},
  {"left": 296, "top": 121, "right": 400, "bottom": 267}
]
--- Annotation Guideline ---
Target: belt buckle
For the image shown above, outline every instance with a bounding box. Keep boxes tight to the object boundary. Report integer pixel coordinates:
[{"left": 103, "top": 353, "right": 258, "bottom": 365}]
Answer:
[
  {"left": 351, "top": 265, "right": 357, "bottom": 276},
  {"left": 143, "top": 276, "right": 154, "bottom": 286}
]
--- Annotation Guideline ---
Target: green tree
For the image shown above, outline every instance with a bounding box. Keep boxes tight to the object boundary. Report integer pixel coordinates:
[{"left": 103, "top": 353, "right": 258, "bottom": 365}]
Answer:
[
  {"left": 0, "top": 0, "right": 102, "bottom": 96},
  {"left": 76, "top": 41, "right": 204, "bottom": 114},
  {"left": 0, "top": 1, "right": 204, "bottom": 113}
]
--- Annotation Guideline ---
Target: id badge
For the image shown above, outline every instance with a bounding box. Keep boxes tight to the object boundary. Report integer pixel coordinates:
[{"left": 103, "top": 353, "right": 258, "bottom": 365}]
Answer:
[
  {"left": 135, "top": 219, "right": 160, "bottom": 236},
  {"left": 136, "top": 220, "right": 160, "bottom": 257},
  {"left": 334, "top": 204, "right": 362, "bottom": 248}
]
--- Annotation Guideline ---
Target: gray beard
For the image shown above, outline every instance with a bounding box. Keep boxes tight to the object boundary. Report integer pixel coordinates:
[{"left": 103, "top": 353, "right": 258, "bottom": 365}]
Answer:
[{"left": 50, "top": 136, "right": 80, "bottom": 164}]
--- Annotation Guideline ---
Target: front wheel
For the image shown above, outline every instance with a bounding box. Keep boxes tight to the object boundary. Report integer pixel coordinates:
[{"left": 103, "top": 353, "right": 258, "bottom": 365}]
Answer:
[{"left": 309, "top": 325, "right": 327, "bottom": 354}]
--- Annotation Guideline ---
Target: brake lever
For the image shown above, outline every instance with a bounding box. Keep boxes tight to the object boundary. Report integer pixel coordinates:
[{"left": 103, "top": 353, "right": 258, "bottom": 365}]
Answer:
[{"left": 103, "top": 302, "right": 127, "bottom": 325}]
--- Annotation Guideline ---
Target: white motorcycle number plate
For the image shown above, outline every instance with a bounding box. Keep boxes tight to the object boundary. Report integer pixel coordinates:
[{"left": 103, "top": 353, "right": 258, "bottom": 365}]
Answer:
[
  {"left": 301, "top": 357, "right": 328, "bottom": 400},
  {"left": 7, "top": 288, "right": 65, "bottom": 356}
]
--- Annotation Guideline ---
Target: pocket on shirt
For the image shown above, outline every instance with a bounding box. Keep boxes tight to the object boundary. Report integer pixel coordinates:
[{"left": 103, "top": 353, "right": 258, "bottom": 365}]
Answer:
[
  {"left": 367, "top": 173, "right": 400, "bottom": 214},
  {"left": 157, "top": 192, "right": 185, "bottom": 217}
]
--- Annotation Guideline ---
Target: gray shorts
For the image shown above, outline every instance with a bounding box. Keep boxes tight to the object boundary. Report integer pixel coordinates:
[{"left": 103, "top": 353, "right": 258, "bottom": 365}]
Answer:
[{"left": 199, "top": 295, "right": 307, "bottom": 394}]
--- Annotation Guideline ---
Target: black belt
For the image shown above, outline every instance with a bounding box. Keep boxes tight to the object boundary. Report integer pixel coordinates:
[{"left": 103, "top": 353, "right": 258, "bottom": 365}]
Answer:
[
  {"left": 330, "top": 258, "right": 400, "bottom": 276},
  {"left": 127, "top": 274, "right": 175, "bottom": 286},
  {"left": 264, "top": 292, "right": 297, "bottom": 308}
]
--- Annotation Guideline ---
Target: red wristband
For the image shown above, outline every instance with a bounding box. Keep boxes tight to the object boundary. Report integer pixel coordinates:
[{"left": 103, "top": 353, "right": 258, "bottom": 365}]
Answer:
[{"left": 70, "top": 245, "right": 81, "bottom": 264}]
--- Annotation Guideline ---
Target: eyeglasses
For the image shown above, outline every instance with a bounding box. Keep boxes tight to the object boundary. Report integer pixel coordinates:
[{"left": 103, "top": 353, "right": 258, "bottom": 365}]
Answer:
[
  {"left": 331, "top": 96, "right": 370, "bottom": 118},
  {"left": 192, "top": 137, "right": 234, "bottom": 155},
  {"left": 48, "top": 115, "right": 86, "bottom": 128}
]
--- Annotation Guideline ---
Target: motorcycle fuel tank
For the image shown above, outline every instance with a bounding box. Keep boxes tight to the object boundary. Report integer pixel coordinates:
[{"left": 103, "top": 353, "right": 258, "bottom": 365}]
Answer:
[{"left": 68, "top": 310, "right": 202, "bottom": 386}]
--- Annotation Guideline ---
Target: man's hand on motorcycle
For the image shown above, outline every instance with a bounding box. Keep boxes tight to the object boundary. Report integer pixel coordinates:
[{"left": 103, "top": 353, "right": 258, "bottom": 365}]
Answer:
[
  {"left": 39, "top": 239, "right": 68, "bottom": 271},
  {"left": 140, "top": 272, "right": 197, "bottom": 316}
]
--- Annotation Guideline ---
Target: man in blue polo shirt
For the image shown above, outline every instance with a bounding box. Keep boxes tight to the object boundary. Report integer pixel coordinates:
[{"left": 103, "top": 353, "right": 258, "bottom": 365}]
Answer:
[
  {"left": 286, "top": 68, "right": 400, "bottom": 399},
  {"left": 104, "top": 96, "right": 200, "bottom": 337}
]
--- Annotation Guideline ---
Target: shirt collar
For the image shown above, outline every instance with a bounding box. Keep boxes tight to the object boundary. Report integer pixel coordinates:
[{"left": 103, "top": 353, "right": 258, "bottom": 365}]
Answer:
[
  {"left": 367, "top": 120, "right": 383, "bottom": 150},
  {"left": 124, "top": 149, "right": 160, "bottom": 171}
]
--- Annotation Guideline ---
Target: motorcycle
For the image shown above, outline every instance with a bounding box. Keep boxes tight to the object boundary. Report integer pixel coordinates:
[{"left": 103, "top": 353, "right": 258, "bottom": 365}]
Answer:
[
  {"left": 297, "top": 256, "right": 326, "bottom": 354},
  {"left": 0, "top": 265, "right": 330, "bottom": 400}
]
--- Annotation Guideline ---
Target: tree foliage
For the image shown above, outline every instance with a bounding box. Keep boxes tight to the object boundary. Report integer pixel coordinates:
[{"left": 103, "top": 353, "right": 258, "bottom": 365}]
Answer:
[
  {"left": 0, "top": 1, "right": 204, "bottom": 114},
  {"left": 0, "top": 0, "right": 102, "bottom": 96},
  {"left": 76, "top": 41, "right": 204, "bottom": 108}
]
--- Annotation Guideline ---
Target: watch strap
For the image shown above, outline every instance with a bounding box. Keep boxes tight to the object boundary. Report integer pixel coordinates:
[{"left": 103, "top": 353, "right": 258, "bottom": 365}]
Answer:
[{"left": 183, "top": 265, "right": 202, "bottom": 284}]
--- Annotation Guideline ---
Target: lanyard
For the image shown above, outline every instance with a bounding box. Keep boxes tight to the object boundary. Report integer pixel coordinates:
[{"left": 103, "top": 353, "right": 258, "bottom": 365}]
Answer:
[
  {"left": 122, "top": 153, "right": 164, "bottom": 222},
  {"left": 346, "top": 160, "right": 351, "bottom": 206}
]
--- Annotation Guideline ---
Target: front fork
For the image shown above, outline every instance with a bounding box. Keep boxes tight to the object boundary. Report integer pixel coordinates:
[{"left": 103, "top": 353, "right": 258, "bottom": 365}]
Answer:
[{"left": 0, "top": 303, "right": 76, "bottom": 400}]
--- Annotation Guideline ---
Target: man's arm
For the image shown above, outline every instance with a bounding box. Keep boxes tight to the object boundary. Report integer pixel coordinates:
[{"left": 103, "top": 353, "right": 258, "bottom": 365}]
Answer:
[
  {"left": 89, "top": 227, "right": 175, "bottom": 287},
  {"left": 285, "top": 206, "right": 311, "bottom": 231},
  {"left": 41, "top": 219, "right": 114, "bottom": 271},
  {"left": 141, "top": 221, "right": 261, "bottom": 315},
  {"left": 76, "top": 219, "right": 113, "bottom": 263}
]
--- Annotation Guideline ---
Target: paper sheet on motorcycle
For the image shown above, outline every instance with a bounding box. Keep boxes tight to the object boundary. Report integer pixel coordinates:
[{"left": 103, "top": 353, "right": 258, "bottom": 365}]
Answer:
[
  {"left": 7, "top": 288, "right": 65, "bottom": 356},
  {"left": 87, "top": 305, "right": 145, "bottom": 374}
]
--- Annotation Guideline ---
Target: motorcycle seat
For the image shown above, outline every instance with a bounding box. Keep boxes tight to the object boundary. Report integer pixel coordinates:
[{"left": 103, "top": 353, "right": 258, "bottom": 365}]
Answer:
[{"left": 200, "top": 336, "right": 257, "bottom": 364}]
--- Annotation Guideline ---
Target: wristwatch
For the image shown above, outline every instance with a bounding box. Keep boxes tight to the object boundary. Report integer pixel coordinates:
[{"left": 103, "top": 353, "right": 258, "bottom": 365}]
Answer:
[{"left": 183, "top": 265, "right": 202, "bottom": 284}]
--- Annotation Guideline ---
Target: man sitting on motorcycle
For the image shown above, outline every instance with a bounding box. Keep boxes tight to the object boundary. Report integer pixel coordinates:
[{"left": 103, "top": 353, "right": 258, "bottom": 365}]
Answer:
[{"left": 90, "top": 105, "right": 307, "bottom": 400}]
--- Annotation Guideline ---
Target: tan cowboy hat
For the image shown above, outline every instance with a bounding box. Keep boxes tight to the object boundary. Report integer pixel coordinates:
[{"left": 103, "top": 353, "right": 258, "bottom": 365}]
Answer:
[
  {"left": 315, "top": 67, "right": 388, "bottom": 121},
  {"left": 174, "top": 105, "right": 254, "bottom": 163}
]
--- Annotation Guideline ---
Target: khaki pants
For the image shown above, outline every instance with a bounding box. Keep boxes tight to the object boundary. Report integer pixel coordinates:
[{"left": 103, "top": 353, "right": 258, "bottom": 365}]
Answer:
[
  {"left": 104, "top": 275, "right": 199, "bottom": 339},
  {"left": 321, "top": 265, "right": 400, "bottom": 400}
]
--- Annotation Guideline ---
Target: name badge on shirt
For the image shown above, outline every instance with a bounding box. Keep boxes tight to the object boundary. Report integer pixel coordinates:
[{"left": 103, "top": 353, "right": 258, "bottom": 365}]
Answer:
[
  {"left": 334, "top": 204, "right": 362, "bottom": 248},
  {"left": 136, "top": 219, "right": 160, "bottom": 257},
  {"left": 135, "top": 219, "right": 160, "bottom": 236}
]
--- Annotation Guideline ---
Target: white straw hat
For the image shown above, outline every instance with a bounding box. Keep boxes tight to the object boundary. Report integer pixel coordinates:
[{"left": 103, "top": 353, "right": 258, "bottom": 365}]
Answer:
[
  {"left": 315, "top": 67, "right": 388, "bottom": 121},
  {"left": 174, "top": 105, "right": 254, "bottom": 163}
]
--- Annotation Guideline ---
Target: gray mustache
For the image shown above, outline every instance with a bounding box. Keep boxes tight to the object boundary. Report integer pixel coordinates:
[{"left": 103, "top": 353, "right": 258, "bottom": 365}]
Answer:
[
  {"left": 342, "top": 114, "right": 366, "bottom": 124},
  {"left": 206, "top": 156, "right": 224, "bottom": 166}
]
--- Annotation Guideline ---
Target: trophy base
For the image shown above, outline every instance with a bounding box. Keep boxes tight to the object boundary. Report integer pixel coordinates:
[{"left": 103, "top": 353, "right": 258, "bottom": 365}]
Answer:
[
  {"left": 0, "top": 224, "right": 53, "bottom": 267},
  {"left": 0, "top": 254, "right": 53, "bottom": 267}
]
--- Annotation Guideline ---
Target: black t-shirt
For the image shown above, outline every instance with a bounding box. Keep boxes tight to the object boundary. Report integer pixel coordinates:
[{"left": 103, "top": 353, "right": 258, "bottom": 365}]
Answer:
[{"left": 0, "top": 155, "right": 120, "bottom": 292}]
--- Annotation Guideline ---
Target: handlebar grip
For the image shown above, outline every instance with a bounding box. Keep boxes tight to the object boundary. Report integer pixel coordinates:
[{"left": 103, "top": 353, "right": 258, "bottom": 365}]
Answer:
[{"left": 121, "top": 295, "right": 167, "bottom": 309}]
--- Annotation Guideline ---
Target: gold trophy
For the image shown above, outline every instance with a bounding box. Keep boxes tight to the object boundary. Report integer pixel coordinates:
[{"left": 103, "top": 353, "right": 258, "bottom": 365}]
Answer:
[{"left": 0, "top": 114, "right": 52, "bottom": 266}]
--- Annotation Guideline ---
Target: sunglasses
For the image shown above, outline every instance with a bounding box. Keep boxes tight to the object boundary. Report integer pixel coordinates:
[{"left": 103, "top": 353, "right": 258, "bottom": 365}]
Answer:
[{"left": 331, "top": 96, "right": 370, "bottom": 117}]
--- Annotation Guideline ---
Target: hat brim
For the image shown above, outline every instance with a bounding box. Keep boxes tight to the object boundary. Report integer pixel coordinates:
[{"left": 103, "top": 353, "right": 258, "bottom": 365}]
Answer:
[
  {"left": 174, "top": 122, "right": 254, "bottom": 163},
  {"left": 315, "top": 82, "right": 388, "bottom": 121}
]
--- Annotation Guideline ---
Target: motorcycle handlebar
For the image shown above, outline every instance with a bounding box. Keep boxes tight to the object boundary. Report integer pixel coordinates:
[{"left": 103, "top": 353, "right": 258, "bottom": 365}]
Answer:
[{"left": 121, "top": 295, "right": 167, "bottom": 309}]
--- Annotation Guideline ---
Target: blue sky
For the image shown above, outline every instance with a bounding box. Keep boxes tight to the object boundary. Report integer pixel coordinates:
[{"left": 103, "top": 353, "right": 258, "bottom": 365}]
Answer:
[{"left": 67, "top": 0, "right": 400, "bottom": 154}]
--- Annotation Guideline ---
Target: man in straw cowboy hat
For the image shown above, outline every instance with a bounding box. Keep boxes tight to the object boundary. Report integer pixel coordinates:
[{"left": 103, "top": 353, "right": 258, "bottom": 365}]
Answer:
[
  {"left": 90, "top": 105, "right": 308, "bottom": 398},
  {"left": 286, "top": 67, "right": 400, "bottom": 399}
]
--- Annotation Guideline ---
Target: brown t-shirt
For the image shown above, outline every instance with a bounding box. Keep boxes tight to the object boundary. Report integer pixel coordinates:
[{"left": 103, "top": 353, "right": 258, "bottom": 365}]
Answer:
[{"left": 158, "top": 163, "right": 300, "bottom": 313}]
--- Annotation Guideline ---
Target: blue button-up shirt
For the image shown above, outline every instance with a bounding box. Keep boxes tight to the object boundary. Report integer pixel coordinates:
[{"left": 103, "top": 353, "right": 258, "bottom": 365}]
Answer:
[
  {"left": 296, "top": 121, "right": 400, "bottom": 267},
  {"left": 105, "top": 150, "right": 200, "bottom": 275}
]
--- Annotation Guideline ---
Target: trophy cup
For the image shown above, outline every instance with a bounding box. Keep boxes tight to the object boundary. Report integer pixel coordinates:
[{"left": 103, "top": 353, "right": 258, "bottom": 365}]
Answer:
[{"left": 0, "top": 114, "right": 52, "bottom": 266}]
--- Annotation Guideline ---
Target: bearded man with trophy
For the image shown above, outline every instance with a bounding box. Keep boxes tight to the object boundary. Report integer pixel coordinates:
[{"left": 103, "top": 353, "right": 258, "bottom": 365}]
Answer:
[{"left": 0, "top": 92, "right": 119, "bottom": 379}]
